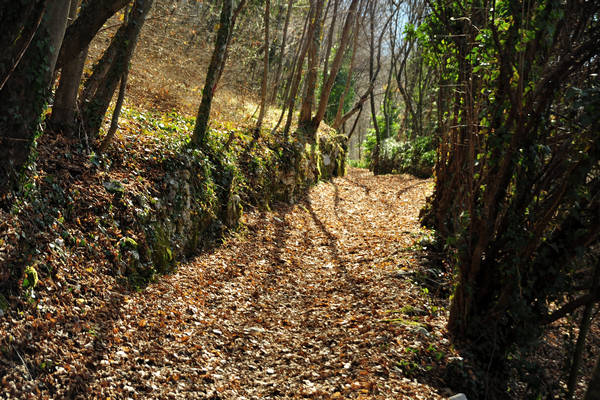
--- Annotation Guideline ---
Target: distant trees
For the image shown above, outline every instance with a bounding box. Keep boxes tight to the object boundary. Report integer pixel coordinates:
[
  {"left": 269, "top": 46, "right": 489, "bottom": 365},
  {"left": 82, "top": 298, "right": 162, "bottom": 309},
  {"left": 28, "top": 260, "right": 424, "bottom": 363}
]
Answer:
[{"left": 298, "top": 0, "right": 361, "bottom": 142}]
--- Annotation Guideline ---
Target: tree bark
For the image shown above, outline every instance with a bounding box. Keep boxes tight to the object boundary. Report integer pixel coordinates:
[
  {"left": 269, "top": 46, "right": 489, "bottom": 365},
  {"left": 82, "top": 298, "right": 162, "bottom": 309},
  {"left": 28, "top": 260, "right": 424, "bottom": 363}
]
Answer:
[
  {"left": 191, "top": 0, "right": 234, "bottom": 147},
  {"left": 50, "top": 0, "right": 89, "bottom": 134},
  {"left": 270, "top": 0, "right": 294, "bottom": 104},
  {"left": 81, "top": 0, "right": 153, "bottom": 142},
  {"left": 55, "top": 0, "right": 130, "bottom": 70},
  {"left": 0, "top": 0, "right": 48, "bottom": 92},
  {"left": 255, "top": 0, "right": 270, "bottom": 134},
  {"left": 307, "top": 0, "right": 361, "bottom": 138},
  {"left": 297, "top": 0, "right": 324, "bottom": 136},
  {"left": 586, "top": 356, "right": 600, "bottom": 400},
  {"left": 0, "top": 0, "right": 71, "bottom": 200},
  {"left": 99, "top": 69, "right": 129, "bottom": 152}
]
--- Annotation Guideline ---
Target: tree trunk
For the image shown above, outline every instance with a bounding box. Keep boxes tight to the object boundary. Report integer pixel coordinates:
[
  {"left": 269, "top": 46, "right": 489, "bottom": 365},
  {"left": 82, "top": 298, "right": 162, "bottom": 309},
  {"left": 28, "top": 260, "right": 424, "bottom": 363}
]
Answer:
[
  {"left": 333, "top": 5, "right": 361, "bottom": 131},
  {"left": 282, "top": 1, "right": 316, "bottom": 138},
  {"left": 567, "top": 263, "right": 600, "bottom": 399},
  {"left": 335, "top": 0, "right": 395, "bottom": 131},
  {"left": 586, "top": 356, "right": 600, "bottom": 400},
  {"left": 50, "top": 0, "right": 89, "bottom": 134},
  {"left": 0, "top": 0, "right": 71, "bottom": 200},
  {"left": 56, "top": 0, "right": 130, "bottom": 70},
  {"left": 255, "top": 0, "right": 270, "bottom": 134},
  {"left": 297, "top": 0, "right": 324, "bottom": 138},
  {"left": 99, "top": 69, "right": 129, "bottom": 152},
  {"left": 214, "top": 0, "right": 248, "bottom": 86},
  {"left": 0, "top": 0, "right": 48, "bottom": 92},
  {"left": 191, "top": 0, "right": 233, "bottom": 147},
  {"left": 271, "top": 7, "right": 310, "bottom": 135},
  {"left": 368, "top": 1, "right": 382, "bottom": 175},
  {"left": 51, "top": 46, "right": 88, "bottom": 135},
  {"left": 308, "top": 0, "right": 361, "bottom": 139},
  {"left": 321, "top": 0, "right": 340, "bottom": 85},
  {"left": 81, "top": 0, "right": 153, "bottom": 143},
  {"left": 270, "top": 0, "right": 294, "bottom": 104}
]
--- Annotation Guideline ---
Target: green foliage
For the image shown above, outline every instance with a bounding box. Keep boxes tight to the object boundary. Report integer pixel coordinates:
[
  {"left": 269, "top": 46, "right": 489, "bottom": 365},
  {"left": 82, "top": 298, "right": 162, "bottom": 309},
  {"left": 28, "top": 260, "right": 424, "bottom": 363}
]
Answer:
[
  {"left": 346, "top": 159, "right": 368, "bottom": 169},
  {"left": 324, "top": 67, "right": 356, "bottom": 124},
  {"left": 363, "top": 130, "right": 435, "bottom": 177},
  {"left": 22, "top": 265, "right": 39, "bottom": 290}
]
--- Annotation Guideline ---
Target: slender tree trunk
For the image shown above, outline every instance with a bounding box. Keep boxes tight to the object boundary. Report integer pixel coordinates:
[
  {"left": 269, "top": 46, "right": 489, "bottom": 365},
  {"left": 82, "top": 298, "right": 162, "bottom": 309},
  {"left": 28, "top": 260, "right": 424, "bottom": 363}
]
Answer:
[
  {"left": 191, "top": 0, "right": 233, "bottom": 147},
  {"left": 0, "top": 0, "right": 71, "bottom": 199},
  {"left": 347, "top": 105, "right": 363, "bottom": 140},
  {"left": 214, "top": 0, "right": 248, "bottom": 86},
  {"left": 368, "top": 1, "right": 382, "bottom": 174},
  {"left": 568, "top": 263, "right": 600, "bottom": 399},
  {"left": 271, "top": 8, "right": 310, "bottom": 134},
  {"left": 383, "top": 52, "right": 394, "bottom": 140},
  {"left": 270, "top": 0, "right": 294, "bottom": 104},
  {"left": 335, "top": 0, "right": 394, "bottom": 131},
  {"left": 81, "top": 0, "right": 153, "bottom": 142},
  {"left": 99, "top": 68, "right": 129, "bottom": 152},
  {"left": 321, "top": 0, "right": 340, "bottom": 85},
  {"left": 282, "top": 0, "right": 316, "bottom": 138},
  {"left": 298, "top": 0, "right": 324, "bottom": 136},
  {"left": 308, "top": 0, "right": 361, "bottom": 138},
  {"left": 80, "top": 1, "right": 133, "bottom": 106},
  {"left": 255, "top": 0, "right": 270, "bottom": 134},
  {"left": 333, "top": 4, "right": 361, "bottom": 130},
  {"left": 357, "top": 115, "right": 364, "bottom": 160}
]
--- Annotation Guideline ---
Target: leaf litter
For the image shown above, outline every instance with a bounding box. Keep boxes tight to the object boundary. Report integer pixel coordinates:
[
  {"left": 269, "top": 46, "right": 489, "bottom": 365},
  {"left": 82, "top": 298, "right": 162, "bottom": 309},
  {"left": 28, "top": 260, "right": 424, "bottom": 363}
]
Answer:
[{"left": 1, "top": 168, "right": 459, "bottom": 399}]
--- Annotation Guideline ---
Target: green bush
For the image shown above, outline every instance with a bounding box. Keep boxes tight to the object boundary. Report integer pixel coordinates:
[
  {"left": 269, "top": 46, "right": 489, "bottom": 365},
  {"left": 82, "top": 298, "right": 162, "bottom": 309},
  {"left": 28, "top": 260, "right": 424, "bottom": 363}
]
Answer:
[{"left": 363, "top": 131, "right": 435, "bottom": 177}]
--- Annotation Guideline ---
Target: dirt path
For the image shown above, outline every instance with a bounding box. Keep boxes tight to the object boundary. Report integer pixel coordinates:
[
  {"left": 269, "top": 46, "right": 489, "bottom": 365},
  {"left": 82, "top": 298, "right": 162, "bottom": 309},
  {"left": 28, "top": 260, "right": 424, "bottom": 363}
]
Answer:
[{"left": 4, "top": 169, "right": 452, "bottom": 399}]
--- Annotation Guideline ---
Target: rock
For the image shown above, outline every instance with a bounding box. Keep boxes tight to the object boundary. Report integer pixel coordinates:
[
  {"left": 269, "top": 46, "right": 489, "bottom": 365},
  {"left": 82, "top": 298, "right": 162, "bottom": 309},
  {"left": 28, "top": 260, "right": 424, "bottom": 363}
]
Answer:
[
  {"left": 103, "top": 180, "right": 124, "bottom": 194},
  {"left": 409, "top": 326, "right": 430, "bottom": 337},
  {"left": 449, "top": 393, "right": 467, "bottom": 400},
  {"left": 226, "top": 194, "right": 242, "bottom": 228}
]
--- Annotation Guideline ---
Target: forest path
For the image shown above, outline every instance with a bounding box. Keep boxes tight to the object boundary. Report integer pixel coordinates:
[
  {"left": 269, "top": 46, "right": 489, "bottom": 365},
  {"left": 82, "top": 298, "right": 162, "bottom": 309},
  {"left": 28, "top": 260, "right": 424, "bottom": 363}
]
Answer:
[{"left": 89, "top": 169, "right": 446, "bottom": 399}]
